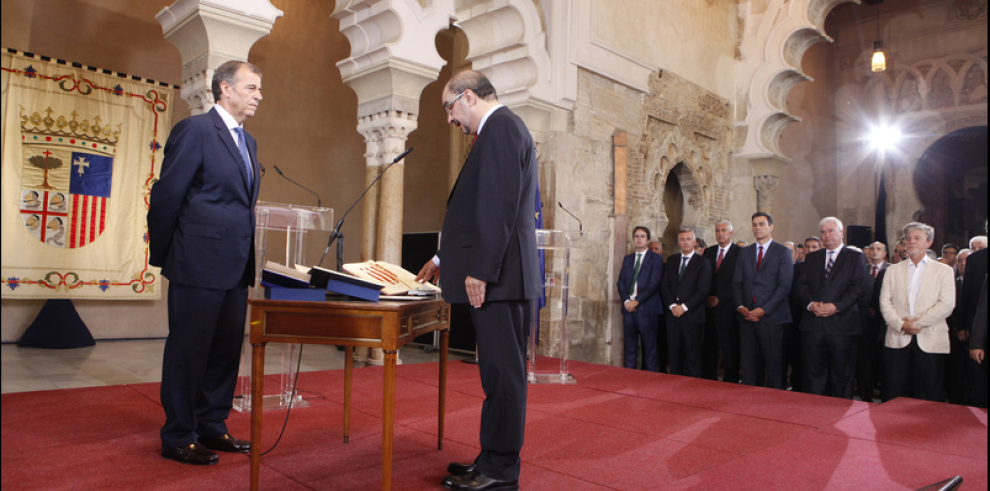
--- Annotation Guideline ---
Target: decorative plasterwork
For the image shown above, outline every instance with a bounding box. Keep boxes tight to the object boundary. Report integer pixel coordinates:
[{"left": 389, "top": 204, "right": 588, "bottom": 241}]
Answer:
[
  {"left": 735, "top": 0, "right": 859, "bottom": 161},
  {"left": 855, "top": 50, "right": 989, "bottom": 113},
  {"left": 156, "top": 0, "right": 283, "bottom": 113}
]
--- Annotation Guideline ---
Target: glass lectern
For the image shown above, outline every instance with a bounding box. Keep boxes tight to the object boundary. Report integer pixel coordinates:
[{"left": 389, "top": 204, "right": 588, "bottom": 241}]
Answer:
[
  {"left": 233, "top": 201, "right": 333, "bottom": 412},
  {"left": 528, "top": 229, "right": 582, "bottom": 384}
]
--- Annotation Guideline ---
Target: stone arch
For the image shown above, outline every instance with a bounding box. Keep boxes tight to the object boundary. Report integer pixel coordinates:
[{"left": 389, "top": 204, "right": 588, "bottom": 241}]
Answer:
[
  {"left": 738, "top": 0, "right": 859, "bottom": 161},
  {"left": 644, "top": 130, "right": 712, "bottom": 243}
]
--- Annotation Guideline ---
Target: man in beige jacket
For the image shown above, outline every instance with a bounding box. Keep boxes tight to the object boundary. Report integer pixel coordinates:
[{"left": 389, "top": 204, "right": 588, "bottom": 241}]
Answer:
[{"left": 880, "top": 222, "right": 956, "bottom": 402}]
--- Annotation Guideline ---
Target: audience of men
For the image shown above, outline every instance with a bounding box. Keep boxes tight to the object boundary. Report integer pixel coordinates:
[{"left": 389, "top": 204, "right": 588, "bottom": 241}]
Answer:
[
  {"left": 879, "top": 222, "right": 955, "bottom": 403},
  {"left": 615, "top": 217, "right": 987, "bottom": 406},
  {"left": 662, "top": 228, "right": 712, "bottom": 378}
]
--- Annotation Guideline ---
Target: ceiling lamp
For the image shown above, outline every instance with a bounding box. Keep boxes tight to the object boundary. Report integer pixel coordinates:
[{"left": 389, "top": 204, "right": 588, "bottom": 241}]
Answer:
[{"left": 868, "top": 0, "right": 886, "bottom": 72}]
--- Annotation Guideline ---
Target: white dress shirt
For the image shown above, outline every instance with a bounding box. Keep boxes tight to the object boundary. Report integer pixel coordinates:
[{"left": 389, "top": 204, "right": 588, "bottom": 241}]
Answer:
[
  {"left": 907, "top": 255, "right": 929, "bottom": 316},
  {"left": 214, "top": 105, "right": 244, "bottom": 149},
  {"left": 669, "top": 252, "right": 695, "bottom": 311}
]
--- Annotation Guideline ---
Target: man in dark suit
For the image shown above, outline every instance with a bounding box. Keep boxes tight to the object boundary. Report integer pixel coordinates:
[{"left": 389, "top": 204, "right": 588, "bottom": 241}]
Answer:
[
  {"left": 649, "top": 240, "right": 669, "bottom": 372},
  {"left": 703, "top": 220, "right": 742, "bottom": 383},
  {"left": 796, "top": 218, "right": 866, "bottom": 399},
  {"left": 969, "top": 277, "right": 987, "bottom": 388},
  {"left": 856, "top": 241, "right": 890, "bottom": 402},
  {"left": 787, "top": 237, "right": 823, "bottom": 392},
  {"left": 733, "top": 212, "right": 794, "bottom": 390},
  {"left": 617, "top": 226, "right": 665, "bottom": 371},
  {"left": 148, "top": 61, "right": 262, "bottom": 465},
  {"left": 416, "top": 70, "right": 541, "bottom": 491},
  {"left": 961, "top": 229, "right": 988, "bottom": 407},
  {"left": 663, "top": 228, "right": 712, "bottom": 377}
]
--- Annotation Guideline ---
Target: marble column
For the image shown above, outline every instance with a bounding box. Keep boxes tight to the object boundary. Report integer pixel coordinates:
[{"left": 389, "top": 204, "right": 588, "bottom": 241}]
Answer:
[{"left": 156, "top": 0, "right": 283, "bottom": 113}]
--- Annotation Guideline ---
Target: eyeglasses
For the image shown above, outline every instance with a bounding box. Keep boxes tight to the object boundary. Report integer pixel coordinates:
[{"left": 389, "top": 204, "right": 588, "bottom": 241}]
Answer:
[{"left": 443, "top": 91, "right": 466, "bottom": 115}]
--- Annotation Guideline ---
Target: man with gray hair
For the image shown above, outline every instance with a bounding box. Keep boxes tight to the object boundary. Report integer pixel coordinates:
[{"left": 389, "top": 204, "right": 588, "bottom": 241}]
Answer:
[
  {"left": 662, "top": 228, "right": 712, "bottom": 377},
  {"left": 149, "top": 60, "right": 263, "bottom": 465},
  {"left": 704, "top": 220, "right": 743, "bottom": 383},
  {"left": 879, "top": 222, "right": 956, "bottom": 402},
  {"left": 796, "top": 217, "right": 867, "bottom": 398},
  {"left": 970, "top": 235, "right": 988, "bottom": 251}
]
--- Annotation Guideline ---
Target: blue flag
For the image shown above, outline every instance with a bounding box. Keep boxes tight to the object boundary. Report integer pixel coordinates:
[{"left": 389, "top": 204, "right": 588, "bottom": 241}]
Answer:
[
  {"left": 69, "top": 152, "right": 113, "bottom": 198},
  {"left": 535, "top": 181, "right": 545, "bottom": 344}
]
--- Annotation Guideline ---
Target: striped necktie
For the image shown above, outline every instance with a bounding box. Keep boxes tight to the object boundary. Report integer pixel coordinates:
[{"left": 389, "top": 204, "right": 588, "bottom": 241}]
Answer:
[
  {"left": 826, "top": 250, "right": 835, "bottom": 277},
  {"left": 234, "top": 126, "right": 253, "bottom": 190}
]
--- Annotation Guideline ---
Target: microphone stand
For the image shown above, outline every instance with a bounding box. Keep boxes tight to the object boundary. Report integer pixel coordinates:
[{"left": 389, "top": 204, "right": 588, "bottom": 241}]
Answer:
[
  {"left": 273, "top": 165, "right": 323, "bottom": 209},
  {"left": 320, "top": 148, "right": 414, "bottom": 270}
]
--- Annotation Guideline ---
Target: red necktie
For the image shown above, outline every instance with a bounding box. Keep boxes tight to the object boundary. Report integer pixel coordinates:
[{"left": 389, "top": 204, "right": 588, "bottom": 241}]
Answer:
[
  {"left": 757, "top": 245, "right": 764, "bottom": 271},
  {"left": 472, "top": 135, "right": 478, "bottom": 145},
  {"left": 873, "top": 265, "right": 879, "bottom": 278},
  {"left": 716, "top": 248, "right": 725, "bottom": 271}
]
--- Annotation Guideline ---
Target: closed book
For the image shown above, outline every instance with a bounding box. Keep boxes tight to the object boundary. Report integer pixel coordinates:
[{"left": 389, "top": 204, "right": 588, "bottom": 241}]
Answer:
[
  {"left": 307, "top": 266, "right": 384, "bottom": 302},
  {"left": 262, "top": 284, "right": 326, "bottom": 302},
  {"left": 261, "top": 269, "right": 311, "bottom": 289}
]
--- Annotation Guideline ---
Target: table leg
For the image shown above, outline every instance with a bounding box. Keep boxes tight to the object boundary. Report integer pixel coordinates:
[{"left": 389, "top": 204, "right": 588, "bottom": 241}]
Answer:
[
  {"left": 382, "top": 349, "right": 398, "bottom": 491},
  {"left": 438, "top": 328, "right": 449, "bottom": 450},
  {"left": 344, "top": 346, "right": 353, "bottom": 444},
  {"left": 250, "top": 342, "right": 266, "bottom": 491}
]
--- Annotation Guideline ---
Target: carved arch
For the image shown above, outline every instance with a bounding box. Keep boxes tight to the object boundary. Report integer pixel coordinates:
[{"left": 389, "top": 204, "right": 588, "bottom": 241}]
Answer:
[
  {"left": 738, "top": 0, "right": 860, "bottom": 160},
  {"left": 645, "top": 130, "right": 712, "bottom": 231}
]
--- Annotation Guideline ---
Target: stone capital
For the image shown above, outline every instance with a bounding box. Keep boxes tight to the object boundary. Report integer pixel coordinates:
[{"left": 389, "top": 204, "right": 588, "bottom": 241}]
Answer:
[{"left": 156, "top": 0, "right": 283, "bottom": 113}]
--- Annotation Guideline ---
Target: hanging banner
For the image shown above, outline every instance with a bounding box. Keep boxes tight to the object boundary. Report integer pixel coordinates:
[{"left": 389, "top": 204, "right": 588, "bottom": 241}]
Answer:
[{"left": 1, "top": 50, "right": 174, "bottom": 299}]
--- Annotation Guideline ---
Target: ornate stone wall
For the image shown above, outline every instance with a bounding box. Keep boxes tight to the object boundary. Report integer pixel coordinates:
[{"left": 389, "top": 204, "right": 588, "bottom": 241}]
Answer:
[{"left": 538, "top": 68, "right": 733, "bottom": 365}]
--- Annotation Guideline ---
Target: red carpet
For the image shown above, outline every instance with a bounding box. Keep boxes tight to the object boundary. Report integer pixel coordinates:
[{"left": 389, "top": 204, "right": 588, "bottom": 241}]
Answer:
[{"left": 2, "top": 358, "right": 986, "bottom": 490}]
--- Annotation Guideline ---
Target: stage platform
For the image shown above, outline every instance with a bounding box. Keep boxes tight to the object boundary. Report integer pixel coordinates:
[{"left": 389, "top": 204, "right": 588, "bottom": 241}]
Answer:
[{"left": 2, "top": 358, "right": 986, "bottom": 490}]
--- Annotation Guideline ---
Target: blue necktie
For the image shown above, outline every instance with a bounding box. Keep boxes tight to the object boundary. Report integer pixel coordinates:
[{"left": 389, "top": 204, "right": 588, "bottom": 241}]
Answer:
[
  {"left": 234, "top": 126, "right": 253, "bottom": 190},
  {"left": 826, "top": 251, "right": 835, "bottom": 277}
]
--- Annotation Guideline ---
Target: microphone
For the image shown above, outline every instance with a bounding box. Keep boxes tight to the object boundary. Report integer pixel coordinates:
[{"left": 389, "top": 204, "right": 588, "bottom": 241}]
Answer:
[
  {"left": 273, "top": 164, "right": 324, "bottom": 209},
  {"left": 319, "top": 148, "right": 414, "bottom": 268},
  {"left": 257, "top": 161, "right": 266, "bottom": 177},
  {"left": 392, "top": 147, "right": 413, "bottom": 164},
  {"left": 558, "top": 201, "right": 583, "bottom": 232}
]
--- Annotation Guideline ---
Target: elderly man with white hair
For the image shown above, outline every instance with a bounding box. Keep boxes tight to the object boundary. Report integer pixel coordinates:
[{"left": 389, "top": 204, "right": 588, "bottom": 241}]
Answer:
[
  {"left": 970, "top": 235, "right": 988, "bottom": 251},
  {"left": 795, "top": 217, "right": 867, "bottom": 399},
  {"left": 879, "top": 222, "right": 956, "bottom": 402}
]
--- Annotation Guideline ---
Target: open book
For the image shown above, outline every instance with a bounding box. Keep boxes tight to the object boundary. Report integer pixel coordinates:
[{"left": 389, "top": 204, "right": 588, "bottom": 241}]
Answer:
[{"left": 343, "top": 261, "right": 441, "bottom": 296}]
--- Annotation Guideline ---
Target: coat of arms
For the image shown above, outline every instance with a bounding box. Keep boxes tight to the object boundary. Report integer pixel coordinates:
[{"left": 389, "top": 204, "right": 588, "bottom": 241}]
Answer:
[{"left": 19, "top": 108, "right": 116, "bottom": 249}]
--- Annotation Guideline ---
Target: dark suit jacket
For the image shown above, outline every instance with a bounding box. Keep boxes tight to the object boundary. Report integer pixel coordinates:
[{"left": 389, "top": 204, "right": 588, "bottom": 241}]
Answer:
[
  {"left": 438, "top": 106, "right": 541, "bottom": 304},
  {"left": 732, "top": 240, "right": 794, "bottom": 324},
  {"left": 617, "top": 250, "right": 664, "bottom": 316},
  {"left": 704, "top": 244, "right": 741, "bottom": 305},
  {"left": 661, "top": 253, "right": 712, "bottom": 323},
  {"left": 796, "top": 247, "right": 866, "bottom": 336},
  {"left": 970, "top": 276, "right": 988, "bottom": 351},
  {"left": 961, "top": 248, "right": 988, "bottom": 333},
  {"left": 148, "top": 107, "right": 259, "bottom": 290}
]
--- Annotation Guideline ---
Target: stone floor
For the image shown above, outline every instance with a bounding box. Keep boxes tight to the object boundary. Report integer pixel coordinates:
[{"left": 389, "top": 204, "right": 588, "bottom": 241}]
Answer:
[{"left": 1, "top": 339, "right": 471, "bottom": 394}]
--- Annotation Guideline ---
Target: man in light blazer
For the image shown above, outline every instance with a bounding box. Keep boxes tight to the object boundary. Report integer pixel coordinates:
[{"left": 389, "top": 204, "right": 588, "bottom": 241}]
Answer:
[
  {"left": 617, "top": 226, "right": 665, "bottom": 371},
  {"left": 733, "top": 212, "right": 794, "bottom": 390},
  {"left": 880, "top": 222, "right": 956, "bottom": 403},
  {"left": 148, "top": 61, "right": 262, "bottom": 465},
  {"left": 416, "top": 70, "right": 541, "bottom": 491},
  {"left": 796, "top": 218, "right": 866, "bottom": 399},
  {"left": 662, "top": 228, "right": 712, "bottom": 377}
]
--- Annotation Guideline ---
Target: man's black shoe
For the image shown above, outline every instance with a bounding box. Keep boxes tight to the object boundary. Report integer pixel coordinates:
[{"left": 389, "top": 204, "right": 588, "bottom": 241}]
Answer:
[
  {"left": 199, "top": 433, "right": 250, "bottom": 453},
  {"left": 447, "top": 462, "right": 477, "bottom": 476},
  {"left": 161, "top": 443, "right": 219, "bottom": 466},
  {"left": 442, "top": 470, "right": 519, "bottom": 491}
]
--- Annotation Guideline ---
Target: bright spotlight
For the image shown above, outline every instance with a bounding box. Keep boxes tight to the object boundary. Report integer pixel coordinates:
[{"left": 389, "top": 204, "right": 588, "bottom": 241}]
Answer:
[{"left": 869, "top": 127, "right": 902, "bottom": 150}]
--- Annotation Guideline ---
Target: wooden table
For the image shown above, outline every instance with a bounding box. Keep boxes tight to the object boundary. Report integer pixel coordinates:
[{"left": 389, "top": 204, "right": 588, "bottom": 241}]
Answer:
[{"left": 247, "top": 298, "right": 451, "bottom": 491}]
